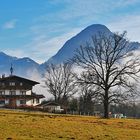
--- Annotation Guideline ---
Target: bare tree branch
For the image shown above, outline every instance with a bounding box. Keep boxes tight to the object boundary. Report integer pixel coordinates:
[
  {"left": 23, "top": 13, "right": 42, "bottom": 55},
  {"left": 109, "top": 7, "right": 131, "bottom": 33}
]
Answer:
[
  {"left": 44, "top": 63, "right": 77, "bottom": 107},
  {"left": 71, "top": 31, "right": 140, "bottom": 118}
]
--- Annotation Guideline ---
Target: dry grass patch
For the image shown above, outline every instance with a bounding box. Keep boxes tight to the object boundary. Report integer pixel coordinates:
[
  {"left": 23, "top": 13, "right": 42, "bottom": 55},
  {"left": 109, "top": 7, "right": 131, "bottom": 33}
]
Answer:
[{"left": 0, "top": 110, "right": 139, "bottom": 140}]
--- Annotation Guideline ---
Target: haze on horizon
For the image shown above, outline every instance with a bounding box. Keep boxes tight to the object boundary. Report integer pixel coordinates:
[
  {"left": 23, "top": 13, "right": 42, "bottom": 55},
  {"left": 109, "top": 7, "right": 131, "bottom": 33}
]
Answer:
[{"left": 0, "top": 0, "right": 140, "bottom": 64}]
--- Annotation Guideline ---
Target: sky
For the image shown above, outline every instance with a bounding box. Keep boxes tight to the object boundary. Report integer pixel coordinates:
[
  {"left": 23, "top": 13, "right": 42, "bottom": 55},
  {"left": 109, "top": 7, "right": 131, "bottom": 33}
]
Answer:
[{"left": 1, "top": 0, "right": 140, "bottom": 64}]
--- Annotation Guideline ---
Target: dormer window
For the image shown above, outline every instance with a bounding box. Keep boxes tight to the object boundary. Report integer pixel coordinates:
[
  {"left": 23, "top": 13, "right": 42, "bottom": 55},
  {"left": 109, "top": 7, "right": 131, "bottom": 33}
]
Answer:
[{"left": 9, "top": 82, "right": 15, "bottom": 86}]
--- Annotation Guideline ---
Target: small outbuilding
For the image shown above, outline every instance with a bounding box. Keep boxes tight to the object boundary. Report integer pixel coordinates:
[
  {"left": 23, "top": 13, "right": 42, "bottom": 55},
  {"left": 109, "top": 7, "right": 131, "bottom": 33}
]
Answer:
[{"left": 39, "top": 102, "right": 64, "bottom": 113}]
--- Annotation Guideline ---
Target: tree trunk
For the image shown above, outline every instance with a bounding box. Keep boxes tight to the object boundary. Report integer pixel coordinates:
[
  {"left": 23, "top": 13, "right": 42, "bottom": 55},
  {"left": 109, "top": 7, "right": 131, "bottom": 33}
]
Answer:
[
  {"left": 104, "top": 100, "right": 109, "bottom": 118},
  {"left": 103, "top": 90, "right": 109, "bottom": 118}
]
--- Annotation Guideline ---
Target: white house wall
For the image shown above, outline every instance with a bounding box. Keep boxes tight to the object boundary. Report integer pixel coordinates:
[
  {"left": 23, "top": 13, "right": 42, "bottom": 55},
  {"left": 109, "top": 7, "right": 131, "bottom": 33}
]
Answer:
[
  {"left": 26, "top": 100, "right": 32, "bottom": 106},
  {"left": 26, "top": 90, "right": 32, "bottom": 95},
  {"left": 1, "top": 89, "right": 41, "bottom": 107},
  {"left": 16, "top": 100, "right": 20, "bottom": 106},
  {"left": 16, "top": 99, "right": 40, "bottom": 106},
  {"left": 5, "top": 99, "right": 9, "bottom": 104}
]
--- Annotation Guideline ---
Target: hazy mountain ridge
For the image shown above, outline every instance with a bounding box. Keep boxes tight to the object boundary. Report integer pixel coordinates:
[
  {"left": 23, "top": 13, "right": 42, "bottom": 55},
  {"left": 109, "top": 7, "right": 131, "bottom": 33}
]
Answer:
[
  {"left": 0, "top": 24, "right": 140, "bottom": 77},
  {"left": 42, "top": 24, "right": 112, "bottom": 66},
  {"left": 0, "top": 52, "right": 40, "bottom": 77},
  {"left": 42, "top": 24, "right": 140, "bottom": 67}
]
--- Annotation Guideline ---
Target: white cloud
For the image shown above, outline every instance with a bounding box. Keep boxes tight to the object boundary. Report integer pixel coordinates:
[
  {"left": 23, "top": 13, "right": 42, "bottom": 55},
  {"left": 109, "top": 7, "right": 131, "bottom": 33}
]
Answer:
[
  {"left": 23, "top": 28, "right": 81, "bottom": 63},
  {"left": 2, "top": 0, "right": 140, "bottom": 64},
  {"left": 3, "top": 19, "right": 17, "bottom": 29},
  {"left": 107, "top": 15, "right": 140, "bottom": 42},
  {"left": 44, "top": 0, "right": 140, "bottom": 23},
  {"left": 22, "top": 0, "right": 140, "bottom": 64},
  {"left": 1, "top": 26, "right": 82, "bottom": 64},
  {"left": 3, "top": 49, "right": 26, "bottom": 59}
]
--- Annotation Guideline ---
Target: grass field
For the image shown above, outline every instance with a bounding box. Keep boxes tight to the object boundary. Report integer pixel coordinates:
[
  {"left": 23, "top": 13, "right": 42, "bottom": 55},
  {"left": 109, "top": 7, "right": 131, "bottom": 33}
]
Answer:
[{"left": 0, "top": 110, "right": 139, "bottom": 140}]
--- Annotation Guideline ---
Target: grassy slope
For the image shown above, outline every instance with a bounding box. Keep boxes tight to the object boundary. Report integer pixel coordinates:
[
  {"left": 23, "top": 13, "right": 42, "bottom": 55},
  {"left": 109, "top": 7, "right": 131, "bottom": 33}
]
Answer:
[{"left": 0, "top": 110, "right": 139, "bottom": 140}]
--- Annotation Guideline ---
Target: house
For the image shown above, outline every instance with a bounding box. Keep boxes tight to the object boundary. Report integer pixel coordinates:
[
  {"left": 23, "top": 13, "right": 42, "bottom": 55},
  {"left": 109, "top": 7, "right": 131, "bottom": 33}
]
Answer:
[
  {"left": 38, "top": 102, "right": 64, "bottom": 113},
  {"left": 0, "top": 74, "right": 45, "bottom": 108}
]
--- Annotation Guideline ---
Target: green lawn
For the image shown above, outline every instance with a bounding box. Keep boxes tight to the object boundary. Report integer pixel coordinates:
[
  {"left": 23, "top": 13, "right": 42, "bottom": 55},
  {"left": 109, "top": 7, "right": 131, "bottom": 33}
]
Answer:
[{"left": 0, "top": 110, "right": 139, "bottom": 140}]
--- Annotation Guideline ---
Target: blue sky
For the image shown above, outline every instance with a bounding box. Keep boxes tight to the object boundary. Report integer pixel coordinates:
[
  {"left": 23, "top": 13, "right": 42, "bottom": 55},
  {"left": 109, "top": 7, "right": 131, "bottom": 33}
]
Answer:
[{"left": 1, "top": 0, "right": 140, "bottom": 63}]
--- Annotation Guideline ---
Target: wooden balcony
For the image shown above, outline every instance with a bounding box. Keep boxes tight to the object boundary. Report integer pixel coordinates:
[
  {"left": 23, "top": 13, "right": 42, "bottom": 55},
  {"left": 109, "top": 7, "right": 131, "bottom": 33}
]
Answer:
[{"left": 0, "top": 94, "right": 45, "bottom": 99}]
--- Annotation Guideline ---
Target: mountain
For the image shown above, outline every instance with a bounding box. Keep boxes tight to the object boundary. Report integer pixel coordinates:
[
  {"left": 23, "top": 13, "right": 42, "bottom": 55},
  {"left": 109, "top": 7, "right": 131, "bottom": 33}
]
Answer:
[
  {"left": 0, "top": 52, "right": 40, "bottom": 78},
  {"left": 41, "top": 24, "right": 140, "bottom": 68},
  {"left": 41, "top": 24, "right": 112, "bottom": 67},
  {"left": 1, "top": 24, "right": 140, "bottom": 77}
]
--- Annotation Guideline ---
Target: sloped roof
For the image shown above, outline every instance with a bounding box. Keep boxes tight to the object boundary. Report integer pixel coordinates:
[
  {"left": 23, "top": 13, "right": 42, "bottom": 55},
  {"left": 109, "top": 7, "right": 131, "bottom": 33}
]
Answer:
[
  {"left": 40, "top": 102, "right": 60, "bottom": 107},
  {"left": 0, "top": 94, "right": 45, "bottom": 99},
  {"left": 0, "top": 75, "right": 39, "bottom": 85}
]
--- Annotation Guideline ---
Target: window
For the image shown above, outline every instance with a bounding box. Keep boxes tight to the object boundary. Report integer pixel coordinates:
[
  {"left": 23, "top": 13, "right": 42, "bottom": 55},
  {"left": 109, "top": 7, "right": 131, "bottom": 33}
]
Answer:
[
  {"left": 20, "top": 82, "right": 23, "bottom": 86},
  {"left": 1, "top": 83, "right": 5, "bottom": 86},
  {"left": 9, "top": 91, "right": 16, "bottom": 95},
  {"left": 0, "top": 91, "right": 5, "bottom": 95},
  {"left": 9, "top": 82, "right": 15, "bottom": 86},
  {"left": 20, "top": 91, "right": 26, "bottom": 95},
  {"left": 20, "top": 100, "right": 26, "bottom": 105},
  {"left": 32, "top": 99, "right": 34, "bottom": 104},
  {"left": 36, "top": 98, "right": 39, "bottom": 103},
  {"left": 0, "top": 100, "right": 5, "bottom": 104},
  {"left": 32, "top": 99, "right": 39, "bottom": 104}
]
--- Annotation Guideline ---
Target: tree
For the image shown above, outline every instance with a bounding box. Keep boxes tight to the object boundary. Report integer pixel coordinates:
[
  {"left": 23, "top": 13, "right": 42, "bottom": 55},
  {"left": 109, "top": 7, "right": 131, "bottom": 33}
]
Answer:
[
  {"left": 68, "top": 97, "right": 79, "bottom": 114},
  {"left": 44, "top": 63, "right": 77, "bottom": 109},
  {"left": 71, "top": 32, "right": 140, "bottom": 118},
  {"left": 78, "top": 85, "right": 100, "bottom": 115}
]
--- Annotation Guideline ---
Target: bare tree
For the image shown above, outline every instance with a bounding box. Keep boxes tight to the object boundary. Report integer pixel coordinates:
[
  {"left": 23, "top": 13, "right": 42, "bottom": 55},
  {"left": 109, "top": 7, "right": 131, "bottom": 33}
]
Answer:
[
  {"left": 71, "top": 32, "right": 140, "bottom": 118},
  {"left": 78, "top": 85, "right": 99, "bottom": 115},
  {"left": 44, "top": 63, "right": 77, "bottom": 109}
]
